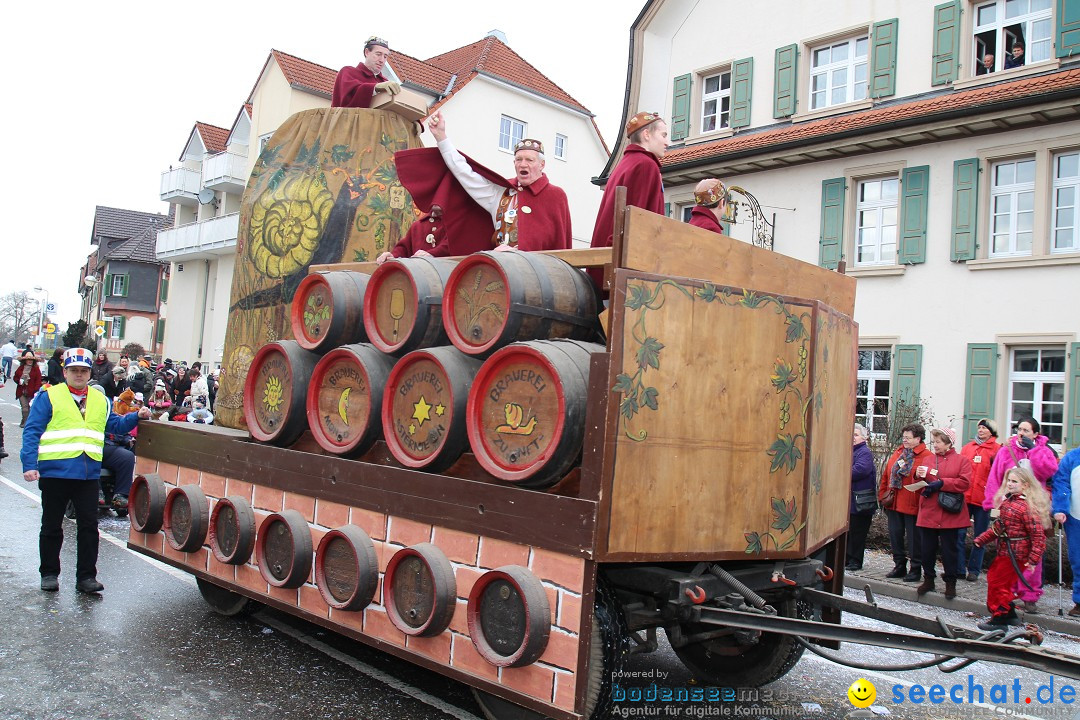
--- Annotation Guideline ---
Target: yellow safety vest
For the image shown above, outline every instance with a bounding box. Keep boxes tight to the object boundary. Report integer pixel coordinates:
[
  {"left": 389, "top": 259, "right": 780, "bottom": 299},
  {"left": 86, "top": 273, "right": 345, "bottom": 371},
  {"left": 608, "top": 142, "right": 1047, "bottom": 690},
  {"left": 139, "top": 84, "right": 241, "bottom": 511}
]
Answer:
[{"left": 37, "top": 384, "right": 107, "bottom": 462}]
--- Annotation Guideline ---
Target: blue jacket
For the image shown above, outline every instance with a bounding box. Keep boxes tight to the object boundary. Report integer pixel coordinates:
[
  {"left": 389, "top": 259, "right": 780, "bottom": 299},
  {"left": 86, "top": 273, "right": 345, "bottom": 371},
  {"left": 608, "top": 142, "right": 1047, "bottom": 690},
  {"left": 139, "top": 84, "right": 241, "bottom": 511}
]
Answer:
[
  {"left": 21, "top": 387, "right": 140, "bottom": 480},
  {"left": 850, "top": 441, "right": 877, "bottom": 515},
  {"left": 1051, "top": 447, "right": 1080, "bottom": 519}
]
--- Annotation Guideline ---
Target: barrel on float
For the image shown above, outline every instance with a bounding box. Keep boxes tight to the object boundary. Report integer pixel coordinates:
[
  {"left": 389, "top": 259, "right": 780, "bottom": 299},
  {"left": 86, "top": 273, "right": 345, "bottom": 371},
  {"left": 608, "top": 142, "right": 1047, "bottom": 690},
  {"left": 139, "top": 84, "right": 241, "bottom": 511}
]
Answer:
[
  {"left": 467, "top": 339, "right": 602, "bottom": 488},
  {"left": 443, "top": 251, "right": 599, "bottom": 358},
  {"left": 382, "top": 346, "right": 483, "bottom": 472},
  {"left": 290, "top": 271, "right": 370, "bottom": 353},
  {"left": 243, "top": 340, "right": 319, "bottom": 446},
  {"left": 306, "top": 343, "right": 395, "bottom": 456},
  {"left": 363, "top": 256, "right": 456, "bottom": 356}
]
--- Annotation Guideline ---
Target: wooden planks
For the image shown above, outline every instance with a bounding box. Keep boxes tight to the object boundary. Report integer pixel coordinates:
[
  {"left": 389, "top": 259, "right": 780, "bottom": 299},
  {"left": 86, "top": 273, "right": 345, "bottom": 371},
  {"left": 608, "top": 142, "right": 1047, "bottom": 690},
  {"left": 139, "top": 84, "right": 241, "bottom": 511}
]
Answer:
[{"left": 312, "top": 247, "right": 613, "bottom": 276}]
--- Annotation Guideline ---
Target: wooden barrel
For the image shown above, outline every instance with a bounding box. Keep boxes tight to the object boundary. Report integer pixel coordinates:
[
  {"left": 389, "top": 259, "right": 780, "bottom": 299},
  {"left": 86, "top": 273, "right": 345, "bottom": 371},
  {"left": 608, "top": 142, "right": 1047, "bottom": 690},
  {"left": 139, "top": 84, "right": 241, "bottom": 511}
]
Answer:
[
  {"left": 443, "top": 251, "right": 599, "bottom": 358},
  {"left": 315, "top": 524, "right": 379, "bottom": 611},
  {"left": 384, "top": 543, "right": 456, "bottom": 637},
  {"left": 306, "top": 343, "right": 395, "bottom": 456},
  {"left": 243, "top": 341, "right": 319, "bottom": 445},
  {"left": 163, "top": 485, "right": 210, "bottom": 553},
  {"left": 362, "top": 256, "right": 456, "bottom": 356},
  {"left": 257, "top": 510, "right": 313, "bottom": 589},
  {"left": 208, "top": 495, "right": 256, "bottom": 565},
  {"left": 467, "top": 566, "right": 550, "bottom": 667},
  {"left": 129, "top": 473, "right": 166, "bottom": 534},
  {"left": 383, "top": 346, "right": 483, "bottom": 472},
  {"left": 290, "top": 271, "right": 370, "bottom": 353},
  {"left": 467, "top": 340, "right": 602, "bottom": 487}
]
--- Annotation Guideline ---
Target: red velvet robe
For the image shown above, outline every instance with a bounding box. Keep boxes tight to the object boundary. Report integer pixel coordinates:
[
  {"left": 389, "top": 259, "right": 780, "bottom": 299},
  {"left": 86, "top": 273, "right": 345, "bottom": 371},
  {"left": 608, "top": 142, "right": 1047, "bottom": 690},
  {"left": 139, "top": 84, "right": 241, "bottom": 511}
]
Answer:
[
  {"left": 332, "top": 63, "right": 386, "bottom": 108},
  {"left": 390, "top": 212, "right": 448, "bottom": 258},
  {"left": 394, "top": 147, "right": 572, "bottom": 254},
  {"left": 688, "top": 206, "right": 724, "bottom": 234},
  {"left": 588, "top": 144, "right": 665, "bottom": 288}
]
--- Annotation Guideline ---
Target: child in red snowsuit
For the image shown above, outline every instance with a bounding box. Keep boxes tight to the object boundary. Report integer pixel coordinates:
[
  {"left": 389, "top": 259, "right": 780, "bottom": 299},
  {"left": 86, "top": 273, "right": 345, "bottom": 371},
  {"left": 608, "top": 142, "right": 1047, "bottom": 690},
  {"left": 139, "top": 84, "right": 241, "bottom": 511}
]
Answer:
[{"left": 974, "top": 467, "right": 1050, "bottom": 630}]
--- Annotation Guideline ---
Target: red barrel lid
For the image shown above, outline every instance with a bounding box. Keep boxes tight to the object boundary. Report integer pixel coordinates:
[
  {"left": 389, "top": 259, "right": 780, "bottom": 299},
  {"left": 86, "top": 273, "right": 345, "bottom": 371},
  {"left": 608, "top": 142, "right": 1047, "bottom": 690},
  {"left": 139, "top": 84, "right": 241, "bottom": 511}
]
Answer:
[
  {"left": 243, "top": 343, "right": 297, "bottom": 442},
  {"left": 290, "top": 273, "right": 334, "bottom": 350},
  {"left": 307, "top": 347, "right": 380, "bottom": 454},
  {"left": 382, "top": 350, "right": 456, "bottom": 467},
  {"left": 363, "top": 260, "right": 419, "bottom": 355}
]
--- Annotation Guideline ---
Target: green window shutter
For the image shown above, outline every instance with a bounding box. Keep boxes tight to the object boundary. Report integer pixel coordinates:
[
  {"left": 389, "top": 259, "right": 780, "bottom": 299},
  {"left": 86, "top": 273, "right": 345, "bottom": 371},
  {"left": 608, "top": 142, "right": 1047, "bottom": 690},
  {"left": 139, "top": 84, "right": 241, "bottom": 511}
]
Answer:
[
  {"left": 731, "top": 57, "right": 754, "bottom": 129},
  {"left": 119, "top": 275, "right": 129, "bottom": 298},
  {"left": 931, "top": 1, "right": 961, "bottom": 86},
  {"left": 963, "top": 344, "right": 999, "bottom": 444},
  {"left": 671, "top": 74, "right": 692, "bottom": 141},
  {"left": 118, "top": 316, "right": 126, "bottom": 340},
  {"left": 719, "top": 220, "right": 731, "bottom": 234},
  {"left": 104, "top": 273, "right": 113, "bottom": 297},
  {"left": 899, "top": 165, "right": 929, "bottom": 264},
  {"left": 892, "top": 345, "right": 923, "bottom": 412},
  {"left": 664, "top": 202, "right": 672, "bottom": 218},
  {"left": 157, "top": 318, "right": 166, "bottom": 346},
  {"left": 773, "top": 44, "right": 798, "bottom": 118},
  {"left": 1056, "top": 0, "right": 1080, "bottom": 58},
  {"left": 951, "top": 158, "right": 980, "bottom": 261},
  {"left": 1069, "top": 342, "right": 1080, "bottom": 448},
  {"left": 869, "top": 18, "right": 899, "bottom": 98},
  {"left": 819, "top": 177, "right": 845, "bottom": 269},
  {"left": 160, "top": 278, "right": 169, "bottom": 303}
]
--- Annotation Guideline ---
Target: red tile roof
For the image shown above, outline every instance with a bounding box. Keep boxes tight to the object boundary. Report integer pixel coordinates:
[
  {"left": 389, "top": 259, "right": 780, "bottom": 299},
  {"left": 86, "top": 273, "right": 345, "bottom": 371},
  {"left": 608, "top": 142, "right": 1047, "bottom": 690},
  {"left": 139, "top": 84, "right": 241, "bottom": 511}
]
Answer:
[
  {"left": 662, "top": 69, "right": 1080, "bottom": 169},
  {"left": 390, "top": 50, "right": 454, "bottom": 94},
  {"left": 271, "top": 49, "right": 338, "bottom": 96},
  {"left": 195, "top": 122, "right": 229, "bottom": 154}
]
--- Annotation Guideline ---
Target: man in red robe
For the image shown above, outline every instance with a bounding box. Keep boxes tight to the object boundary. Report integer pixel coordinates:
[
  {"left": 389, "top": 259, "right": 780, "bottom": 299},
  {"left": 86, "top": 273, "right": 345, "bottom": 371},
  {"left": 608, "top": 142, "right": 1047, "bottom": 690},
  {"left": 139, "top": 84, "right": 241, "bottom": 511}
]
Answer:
[
  {"left": 688, "top": 178, "right": 728, "bottom": 234},
  {"left": 376, "top": 205, "right": 448, "bottom": 263},
  {"left": 588, "top": 111, "right": 669, "bottom": 289},
  {"left": 332, "top": 36, "right": 401, "bottom": 108}
]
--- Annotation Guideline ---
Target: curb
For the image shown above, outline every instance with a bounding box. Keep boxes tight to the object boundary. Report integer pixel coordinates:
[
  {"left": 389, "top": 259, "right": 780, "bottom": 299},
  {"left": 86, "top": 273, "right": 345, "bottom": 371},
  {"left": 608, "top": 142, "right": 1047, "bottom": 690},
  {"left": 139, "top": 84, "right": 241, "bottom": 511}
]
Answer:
[{"left": 843, "top": 573, "right": 1078, "bottom": 637}]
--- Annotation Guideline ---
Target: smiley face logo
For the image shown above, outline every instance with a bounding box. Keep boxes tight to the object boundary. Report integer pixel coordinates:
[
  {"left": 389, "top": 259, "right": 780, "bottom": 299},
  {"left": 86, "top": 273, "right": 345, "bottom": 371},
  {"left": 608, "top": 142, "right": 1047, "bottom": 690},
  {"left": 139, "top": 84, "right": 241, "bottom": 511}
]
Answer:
[{"left": 847, "top": 678, "right": 876, "bottom": 708}]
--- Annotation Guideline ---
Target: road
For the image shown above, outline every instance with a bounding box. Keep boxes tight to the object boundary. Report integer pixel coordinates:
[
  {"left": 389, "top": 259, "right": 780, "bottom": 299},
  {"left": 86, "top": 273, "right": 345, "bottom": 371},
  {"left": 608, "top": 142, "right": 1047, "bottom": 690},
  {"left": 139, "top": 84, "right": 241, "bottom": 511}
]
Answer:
[{"left": 2, "top": 385, "right": 1079, "bottom": 720}]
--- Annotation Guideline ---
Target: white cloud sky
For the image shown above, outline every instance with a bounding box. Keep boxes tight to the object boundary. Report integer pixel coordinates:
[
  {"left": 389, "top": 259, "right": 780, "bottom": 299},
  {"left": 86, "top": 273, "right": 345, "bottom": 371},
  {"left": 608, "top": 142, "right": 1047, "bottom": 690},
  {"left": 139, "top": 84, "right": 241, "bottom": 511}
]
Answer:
[{"left": 2, "top": 0, "right": 644, "bottom": 329}]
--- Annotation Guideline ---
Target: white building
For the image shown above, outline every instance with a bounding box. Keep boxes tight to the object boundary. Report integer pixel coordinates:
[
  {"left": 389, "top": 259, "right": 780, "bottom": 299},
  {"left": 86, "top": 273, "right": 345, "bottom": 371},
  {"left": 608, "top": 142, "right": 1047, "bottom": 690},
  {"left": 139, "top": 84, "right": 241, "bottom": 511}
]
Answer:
[
  {"left": 157, "top": 33, "right": 609, "bottom": 369},
  {"left": 601, "top": 0, "right": 1080, "bottom": 449}
]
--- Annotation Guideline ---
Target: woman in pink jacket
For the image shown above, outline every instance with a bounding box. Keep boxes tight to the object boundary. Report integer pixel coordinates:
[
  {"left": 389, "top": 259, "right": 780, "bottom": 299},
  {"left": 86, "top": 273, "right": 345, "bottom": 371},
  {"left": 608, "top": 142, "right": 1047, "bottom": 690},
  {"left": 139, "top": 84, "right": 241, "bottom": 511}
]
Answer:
[{"left": 981, "top": 416, "right": 1060, "bottom": 612}]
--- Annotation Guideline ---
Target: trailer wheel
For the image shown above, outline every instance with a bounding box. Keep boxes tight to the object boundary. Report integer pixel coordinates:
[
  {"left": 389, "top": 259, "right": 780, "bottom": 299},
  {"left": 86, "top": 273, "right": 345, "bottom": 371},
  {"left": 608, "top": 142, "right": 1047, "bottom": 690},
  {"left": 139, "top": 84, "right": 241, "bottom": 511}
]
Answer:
[
  {"left": 672, "top": 598, "right": 809, "bottom": 688},
  {"left": 196, "top": 577, "right": 260, "bottom": 617},
  {"left": 472, "top": 577, "right": 628, "bottom": 720}
]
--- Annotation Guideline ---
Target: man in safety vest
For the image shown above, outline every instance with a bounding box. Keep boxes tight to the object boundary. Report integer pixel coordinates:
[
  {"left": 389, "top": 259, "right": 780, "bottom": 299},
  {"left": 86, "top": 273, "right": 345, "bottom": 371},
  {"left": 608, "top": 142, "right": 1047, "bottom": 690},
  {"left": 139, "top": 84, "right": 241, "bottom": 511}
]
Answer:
[{"left": 21, "top": 348, "right": 150, "bottom": 593}]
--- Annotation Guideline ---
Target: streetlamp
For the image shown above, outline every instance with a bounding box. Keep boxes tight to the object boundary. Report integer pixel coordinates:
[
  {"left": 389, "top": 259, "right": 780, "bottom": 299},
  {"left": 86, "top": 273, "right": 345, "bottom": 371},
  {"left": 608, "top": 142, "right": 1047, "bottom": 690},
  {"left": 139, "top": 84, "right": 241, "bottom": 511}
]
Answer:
[{"left": 33, "top": 286, "right": 49, "bottom": 350}]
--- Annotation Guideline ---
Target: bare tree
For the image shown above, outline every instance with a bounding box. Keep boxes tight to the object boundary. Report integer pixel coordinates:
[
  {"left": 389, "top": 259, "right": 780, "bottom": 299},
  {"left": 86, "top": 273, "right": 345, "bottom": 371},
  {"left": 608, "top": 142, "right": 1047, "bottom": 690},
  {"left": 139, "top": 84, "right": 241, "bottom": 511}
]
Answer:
[{"left": 0, "top": 291, "right": 42, "bottom": 345}]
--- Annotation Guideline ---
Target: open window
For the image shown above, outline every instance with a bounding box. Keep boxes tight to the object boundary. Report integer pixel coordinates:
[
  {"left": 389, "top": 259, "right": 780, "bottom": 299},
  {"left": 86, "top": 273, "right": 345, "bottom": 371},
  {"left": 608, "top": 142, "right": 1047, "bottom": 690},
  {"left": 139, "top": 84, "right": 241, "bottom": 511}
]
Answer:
[{"left": 972, "top": 0, "right": 1052, "bottom": 74}]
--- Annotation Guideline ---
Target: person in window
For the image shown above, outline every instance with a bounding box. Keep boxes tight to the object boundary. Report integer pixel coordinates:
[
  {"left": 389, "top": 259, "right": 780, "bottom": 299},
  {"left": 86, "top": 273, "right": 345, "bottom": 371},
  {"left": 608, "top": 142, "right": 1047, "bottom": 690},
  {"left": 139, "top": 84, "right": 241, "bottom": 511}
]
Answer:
[
  {"left": 1004, "top": 42, "right": 1025, "bottom": 69},
  {"left": 977, "top": 53, "right": 996, "bottom": 75},
  {"left": 847, "top": 424, "right": 878, "bottom": 571},
  {"left": 688, "top": 179, "right": 729, "bottom": 235},
  {"left": 878, "top": 423, "right": 932, "bottom": 582},
  {"left": 915, "top": 428, "right": 972, "bottom": 600},
  {"left": 332, "top": 36, "right": 400, "bottom": 108},
  {"left": 957, "top": 419, "right": 1001, "bottom": 581}
]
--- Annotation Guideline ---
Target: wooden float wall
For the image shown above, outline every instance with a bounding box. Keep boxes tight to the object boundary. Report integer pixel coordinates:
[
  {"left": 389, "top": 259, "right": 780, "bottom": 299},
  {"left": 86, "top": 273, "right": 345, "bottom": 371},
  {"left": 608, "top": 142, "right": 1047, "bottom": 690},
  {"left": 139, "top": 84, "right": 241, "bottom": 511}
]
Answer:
[
  {"left": 600, "top": 210, "right": 857, "bottom": 559},
  {"left": 129, "top": 422, "right": 595, "bottom": 720}
]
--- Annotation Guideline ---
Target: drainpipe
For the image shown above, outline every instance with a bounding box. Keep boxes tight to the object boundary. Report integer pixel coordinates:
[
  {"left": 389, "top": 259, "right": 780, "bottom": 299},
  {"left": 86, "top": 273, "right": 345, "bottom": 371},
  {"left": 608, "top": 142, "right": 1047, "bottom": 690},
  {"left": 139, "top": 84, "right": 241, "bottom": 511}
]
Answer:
[{"left": 197, "top": 260, "right": 210, "bottom": 360}]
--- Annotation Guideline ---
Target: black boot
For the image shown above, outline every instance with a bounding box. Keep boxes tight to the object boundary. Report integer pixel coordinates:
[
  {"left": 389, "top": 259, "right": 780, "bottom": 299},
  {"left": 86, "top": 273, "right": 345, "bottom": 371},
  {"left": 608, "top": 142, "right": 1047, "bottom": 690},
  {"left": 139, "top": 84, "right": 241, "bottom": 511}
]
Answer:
[
  {"left": 944, "top": 579, "right": 957, "bottom": 599},
  {"left": 917, "top": 577, "right": 935, "bottom": 596},
  {"left": 903, "top": 566, "right": 922, "bottom": 582},
  {"left": 885, "top": 563, "right": 906, "bottom": 579}
]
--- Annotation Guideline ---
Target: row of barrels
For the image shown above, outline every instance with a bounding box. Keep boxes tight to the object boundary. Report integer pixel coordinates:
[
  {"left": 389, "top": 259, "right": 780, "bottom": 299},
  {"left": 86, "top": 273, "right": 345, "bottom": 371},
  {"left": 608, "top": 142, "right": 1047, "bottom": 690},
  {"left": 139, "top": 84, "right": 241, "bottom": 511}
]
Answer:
[
  {"left": 244, "top": 252, "right": 602, "bottom": 489},
  {"left": 130, "top": 477, "right": 550, "bottom": 667}
]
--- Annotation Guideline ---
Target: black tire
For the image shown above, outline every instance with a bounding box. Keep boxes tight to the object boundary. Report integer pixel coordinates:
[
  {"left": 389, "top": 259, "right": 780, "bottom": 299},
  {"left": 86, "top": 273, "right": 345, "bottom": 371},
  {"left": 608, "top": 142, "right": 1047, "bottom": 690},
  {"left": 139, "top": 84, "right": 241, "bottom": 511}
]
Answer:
[
  {"left": 115, "top": 508, "right": 129, "bottom": 518},
  {"left": 472, "top": 577, "right": 628, "bottom": 720},
  {"left": 196, "top": 577, "right": 260, "bottom": 617},
  {"left": 672, "top": 597, "right": 809, "bottom": 688}
]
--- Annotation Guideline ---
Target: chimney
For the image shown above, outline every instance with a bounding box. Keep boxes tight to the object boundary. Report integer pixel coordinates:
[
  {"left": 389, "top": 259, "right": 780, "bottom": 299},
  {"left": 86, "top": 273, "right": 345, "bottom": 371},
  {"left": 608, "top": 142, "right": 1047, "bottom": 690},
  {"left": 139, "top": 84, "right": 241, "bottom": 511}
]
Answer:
[{"left": 485, "top": 29, "right": 508, "bottom": 44}]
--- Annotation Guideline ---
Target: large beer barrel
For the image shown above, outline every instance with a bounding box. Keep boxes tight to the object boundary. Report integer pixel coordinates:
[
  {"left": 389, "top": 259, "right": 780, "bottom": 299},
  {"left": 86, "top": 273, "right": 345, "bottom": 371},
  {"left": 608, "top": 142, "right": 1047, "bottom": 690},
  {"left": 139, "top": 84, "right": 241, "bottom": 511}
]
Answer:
[
  {"left": 163, "top": 485, "right": 210, "bottom": 553},
  {"left": 243, "top": 341, "right": 319, "bottom": 446},
  {"left": 467, "top": 566, "right": 550, "bottom": 667},
  {"left": 257, "top": 510, "right": 313, "bottom": 589},
  {"left": 306, "top": 343, "right": 395, "bottom": 456},
  {"left": 467, "top": 340, "right": 602, "bottom": 487},
  {"left": 290, "top": 271, "right": 370, "bottom": 353},
  {"left": 443, "top": 251, "right": 599, "bottom": 358},
  {"left": 209, "top": 496, "right": 256, "bottom": 565},
  {"left": 363, "top": 256, "right": 456, "bottom": 356},
  {"left": 382, "top": 346, "right": 482, "bottom": 472},
  {"left": 384, "top": 543, "right": 456, "bottom": 637}
]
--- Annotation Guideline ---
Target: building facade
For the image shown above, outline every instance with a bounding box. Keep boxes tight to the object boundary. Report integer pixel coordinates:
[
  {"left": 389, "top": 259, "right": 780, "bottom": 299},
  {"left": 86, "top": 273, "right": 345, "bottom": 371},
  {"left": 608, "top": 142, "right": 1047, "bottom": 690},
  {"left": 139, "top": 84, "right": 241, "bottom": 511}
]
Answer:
[{"left": 601, "top": 0, "right": 1080, "bottom": 449}]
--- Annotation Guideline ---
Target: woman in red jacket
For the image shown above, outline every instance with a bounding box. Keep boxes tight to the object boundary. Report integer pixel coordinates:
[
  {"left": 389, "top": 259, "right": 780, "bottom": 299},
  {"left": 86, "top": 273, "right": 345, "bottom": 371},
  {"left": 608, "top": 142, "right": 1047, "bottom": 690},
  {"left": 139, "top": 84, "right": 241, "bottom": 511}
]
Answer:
[
  {"left": 13, "top": 349, "right": 42, "bottom": 427},
  {"left": 957, "top": 418, "right": 1001, "bottom": 581},
  {"left": 915, "top": 427, "right": 972, "bottom": 599},
  {"left": 878, "top": 424, "right": 932, "bottom": 581}
]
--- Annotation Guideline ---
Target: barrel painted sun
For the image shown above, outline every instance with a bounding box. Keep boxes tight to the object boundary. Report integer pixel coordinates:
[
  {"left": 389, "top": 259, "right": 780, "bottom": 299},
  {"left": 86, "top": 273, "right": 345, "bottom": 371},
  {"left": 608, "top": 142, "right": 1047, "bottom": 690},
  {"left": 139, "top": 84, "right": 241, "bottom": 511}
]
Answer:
[
  {"left": 263, "top": 375, "right": 284, "bottom": 414},
  {"left": 248, "top": 175, "right": 334, "bottom": 279}
]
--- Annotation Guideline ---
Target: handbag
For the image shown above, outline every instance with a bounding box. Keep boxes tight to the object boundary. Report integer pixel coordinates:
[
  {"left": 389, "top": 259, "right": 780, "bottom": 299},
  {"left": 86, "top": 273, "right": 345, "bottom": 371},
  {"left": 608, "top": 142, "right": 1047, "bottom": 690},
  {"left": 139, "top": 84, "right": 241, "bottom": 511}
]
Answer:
[
  {"left": 853, "top": 488, "right": 877, "bottom": 513},
  {"left": 937, "top": 490, "right": 964, "bottom": 513}
]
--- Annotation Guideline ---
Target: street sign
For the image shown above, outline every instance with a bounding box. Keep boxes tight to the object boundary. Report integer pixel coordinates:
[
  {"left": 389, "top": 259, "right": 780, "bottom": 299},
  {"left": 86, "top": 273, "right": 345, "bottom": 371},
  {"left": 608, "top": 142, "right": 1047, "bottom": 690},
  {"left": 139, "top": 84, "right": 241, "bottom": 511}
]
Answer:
[
  {"left": 45, "top": 323, "right": 56, "bottom": 334},
  {"left": 95, "top": 320, "right": 106, "bottom": 328},
  {"left": 94, "top": 326, "right": 106, "bottom": 337},
  {"left": 46, "top": 303, "right": 56, "bottom": 313}
]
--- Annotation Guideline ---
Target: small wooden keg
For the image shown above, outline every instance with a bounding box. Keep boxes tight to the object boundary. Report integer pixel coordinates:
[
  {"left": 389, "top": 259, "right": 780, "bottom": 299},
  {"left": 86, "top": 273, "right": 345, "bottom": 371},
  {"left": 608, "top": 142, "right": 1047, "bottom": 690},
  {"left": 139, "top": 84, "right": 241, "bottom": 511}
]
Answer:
[
  {"left": 208, "top": 496, "right": 256, "bottom": 565},
  {"left": 467, "top": 340, "right": 602, "bottom": 487},
  {"left": 257, "top": 510, "right": 313, "bottom": 589},
  {"left": 363, "top": 256, "right": 456, "bottom": 356},
  {"left": 384, "top": 543, "right": 456, "bottom": 637},
  {"left": 314, "top": 524, "right": 379, "bottom": 611},
  {"left": 443, "top": 251, "right": 599, "bottom": 358},
  {"left": 243, "top": 341, "right": 320, "bottom": 446},
  {"left": 290, "top": 271, "right": 370, "bottom": 353},
  {"left": 306, "top": 343, "right": 395, "bottom": 456},
  {"left": 129, "top": 473, "right": 166, "bottom": 534},
  {"left": 382, "top": 346, "right": 483, "bottom": 472},
  {"left": 163, "top": 485, "right": 210, "bottom": 553},
  {"left": 467, "top": 565, "right": 550, "bottom": 667}
]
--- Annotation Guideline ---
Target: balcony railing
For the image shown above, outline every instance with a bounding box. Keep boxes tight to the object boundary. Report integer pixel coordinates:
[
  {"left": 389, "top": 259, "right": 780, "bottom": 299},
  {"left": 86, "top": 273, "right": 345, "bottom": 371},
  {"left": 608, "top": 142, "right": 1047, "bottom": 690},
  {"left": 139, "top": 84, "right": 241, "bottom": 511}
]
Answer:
[
  {"left": 160, "top": 167, "right": 202, "bottom": 206},
  {"left": 203, "top": 151, "right": 248, "bottom": 193},
  {"left": 156, "top": 213, "right": 239, "bottom": 261}
]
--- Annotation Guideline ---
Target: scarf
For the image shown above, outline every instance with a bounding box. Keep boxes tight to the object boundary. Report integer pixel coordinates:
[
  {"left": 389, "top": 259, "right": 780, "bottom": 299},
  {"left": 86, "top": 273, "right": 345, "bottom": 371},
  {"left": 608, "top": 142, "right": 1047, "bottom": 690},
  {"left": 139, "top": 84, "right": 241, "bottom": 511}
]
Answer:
[{"left": 890, "top": 447, "right": 915, "bottom": 489}]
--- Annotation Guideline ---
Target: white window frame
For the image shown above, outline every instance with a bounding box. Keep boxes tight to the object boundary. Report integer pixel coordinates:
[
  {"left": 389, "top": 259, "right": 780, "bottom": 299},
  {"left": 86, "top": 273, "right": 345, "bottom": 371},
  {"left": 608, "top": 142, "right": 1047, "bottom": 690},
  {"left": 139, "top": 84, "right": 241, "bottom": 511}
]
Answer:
[
  {"left": 972, "top": 0, "right": 1053, "bottom": 74},
  {"left": 554, "top": 133, "right": 567, "bottom": 161},
  {"left": 258, "top": 132, "right": 273, "bottom": 155},
  {"left": 989, "top": 156, "right": 1036, "bottom": 258},
  {"left": 1007, "top": 345, "right": 1066, "bottom": 447},
  {"left": 498, "top": 115, "right": 526, "bottom": 153},
  {"left": 700, "top": 70, "right": 731, "bottom": 133},
  {"left": 109, "top": 316, "right": 122, "bottom": 340},
  {"left": 111, "top": 274, "right": 127, "bottom": 296},
  {"left": 854, "top": 176, "right": 899, "bottom": 267},
  {"left": 1052, "top": 151, "right": 1080, "bottom": 254},
  {"left": 856, "top": 348, "right": 892, "bottom": 436},
  {"left": 809, "top": 35, "right": 869, "bottom": 111}
]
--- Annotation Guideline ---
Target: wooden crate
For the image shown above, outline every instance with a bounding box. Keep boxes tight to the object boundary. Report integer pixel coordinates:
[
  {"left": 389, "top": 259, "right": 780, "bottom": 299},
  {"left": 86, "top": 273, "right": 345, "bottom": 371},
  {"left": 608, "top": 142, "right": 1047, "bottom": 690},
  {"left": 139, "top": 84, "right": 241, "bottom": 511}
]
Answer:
[{"left": 371, "top": 87, "right": 429, "bottom": 122}]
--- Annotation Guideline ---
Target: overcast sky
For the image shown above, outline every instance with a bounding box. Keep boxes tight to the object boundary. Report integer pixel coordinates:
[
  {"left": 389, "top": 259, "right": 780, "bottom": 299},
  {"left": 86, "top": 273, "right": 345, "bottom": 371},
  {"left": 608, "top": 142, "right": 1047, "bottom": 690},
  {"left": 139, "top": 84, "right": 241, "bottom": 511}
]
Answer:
[{"left": 3, "top": 0, "right": 644, "bottom": 330}]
